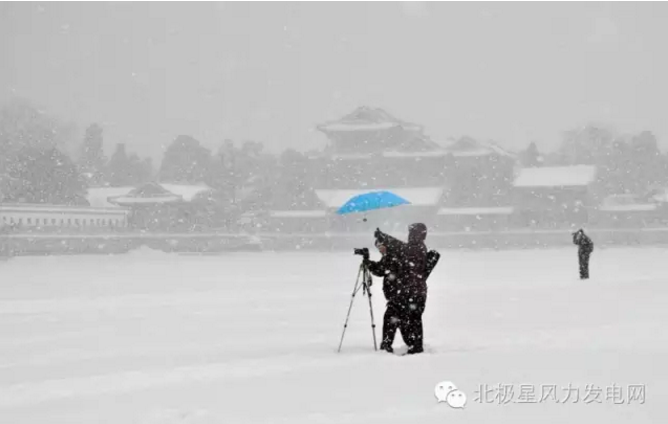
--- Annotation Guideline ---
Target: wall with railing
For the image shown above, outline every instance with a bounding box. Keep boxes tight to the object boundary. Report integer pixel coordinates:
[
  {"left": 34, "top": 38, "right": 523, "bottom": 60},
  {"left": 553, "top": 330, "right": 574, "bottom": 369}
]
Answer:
[{"left": 3, "top": 227, "right": 668, "bottom": 257}]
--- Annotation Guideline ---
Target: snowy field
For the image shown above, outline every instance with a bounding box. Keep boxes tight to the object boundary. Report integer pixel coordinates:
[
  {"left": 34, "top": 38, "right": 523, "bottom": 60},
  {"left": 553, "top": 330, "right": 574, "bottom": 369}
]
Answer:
[{"left": 0, "top": 246, "right": 666, "bottom": 423}]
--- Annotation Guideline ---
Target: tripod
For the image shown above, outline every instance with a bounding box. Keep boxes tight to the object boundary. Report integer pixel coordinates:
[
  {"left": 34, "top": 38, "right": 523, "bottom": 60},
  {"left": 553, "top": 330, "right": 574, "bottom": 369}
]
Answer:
[{"left": 337, "top": 261, "right": 378, "bottom": 352}]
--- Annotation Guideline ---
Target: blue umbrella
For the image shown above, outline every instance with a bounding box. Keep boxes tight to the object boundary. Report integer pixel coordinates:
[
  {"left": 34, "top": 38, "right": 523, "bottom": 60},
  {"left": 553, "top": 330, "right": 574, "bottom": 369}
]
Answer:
[{"left": 336, "top": 191, "right": 411, "bottom": 215}]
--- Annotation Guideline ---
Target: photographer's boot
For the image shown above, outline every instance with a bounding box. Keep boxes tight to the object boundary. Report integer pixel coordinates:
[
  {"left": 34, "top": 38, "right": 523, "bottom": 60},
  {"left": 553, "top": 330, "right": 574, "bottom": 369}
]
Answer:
[{"left": 380, "top": 341, "right": 394, "bottom": 353}]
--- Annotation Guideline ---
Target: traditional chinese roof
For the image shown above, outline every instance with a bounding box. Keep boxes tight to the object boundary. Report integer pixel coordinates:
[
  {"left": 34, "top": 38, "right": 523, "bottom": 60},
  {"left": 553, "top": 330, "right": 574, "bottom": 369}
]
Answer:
[
  {"left": 438, "top": 136, "right": 516, "bottom": 158},
  {"left": 382, "top": 150, "right": 448, "bottom": 158},
  {"left": 160, "top": 184, "right": 214, "bottom": 202},
  {"left": 94, "top": 183, "right": 215, "bottom": 207},
  {"left": 86, "top": 186, "right": 137, "bottom": 208},
  {"left": 107, "top": 182, "right": 183, "bottom": 205},
  {"left": 317, "top": 106, "right": 423, "bottom": 133}
]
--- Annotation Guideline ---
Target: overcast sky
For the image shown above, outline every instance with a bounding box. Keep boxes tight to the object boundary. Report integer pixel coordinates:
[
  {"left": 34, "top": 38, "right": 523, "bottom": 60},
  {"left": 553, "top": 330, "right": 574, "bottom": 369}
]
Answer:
[{"left": 1, "top": 2, "right": 667, "bottom": 160}]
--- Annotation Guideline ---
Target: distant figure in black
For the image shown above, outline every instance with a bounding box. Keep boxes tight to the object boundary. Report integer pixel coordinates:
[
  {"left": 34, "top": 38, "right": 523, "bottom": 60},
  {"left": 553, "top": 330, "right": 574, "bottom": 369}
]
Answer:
[
  {"left": 374, "top": 223, "right": 433, "bottom": 355},
  {"left": 366, "top": 239, "right": 407, "bottom": 353},
  {"left": 572, "top": 229, "right": 594, "bottom": 279}
]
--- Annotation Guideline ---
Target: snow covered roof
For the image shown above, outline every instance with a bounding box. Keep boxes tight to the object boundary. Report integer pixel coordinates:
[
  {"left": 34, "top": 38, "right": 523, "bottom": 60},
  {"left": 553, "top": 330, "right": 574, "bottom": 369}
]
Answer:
[
  {"left": 160, "top": 184, "right": 214, "bottom": 202},
  {"left": 87, "top": 184, "right": 214, "bottom": 207},
  {"left": 602, "top": 194, "right": 640, "bottom": 206},
  {"left": 437, "top": 206, "right": 514, "bottom": 215},
  {"left": 598, "top": 204, "right": 657, "bottom": 212},
  {"left": 486, "top": 143, "right": 516, "bottom": 158},
  {"left": 450, "top": 149, "right": 498, "bottom": 157},
  {"left": 437, "top": 137, "right": 515, "bottom": 158},
  {"left": 108, "top": 182, "right": 183, "bottom": 205},
  {"left": 108, "top": 196, "right": 183, "bottom": 205},
  {"left": 330, "top": 150, "right": 447, "bottom": 159},
  {"left": 86, "top": 186, "right": 135, "bottom": 208},
  {"left": 314, "top": 187, "right": 443, "bottom": 208},
  {"left": 650, "top": 188, "right": 668, "bottom": 203},
  {"left": 599, "top": 194, "right": 658, "bottom": 211},
  {"left": 382, "top": 150, "right": 448, "bottom": 158},
  {"left": 317, "top": 106, "right": 422, "bottom": 133},
  {"left": 269, "top": 210, "right": 328, "bottom": 218},
  {"left": 330, "top": 153, "right": 376, "bottom": 160},
  {"left": 437, "top": 137, "right": 516, "bottom": 158},
  {"left": 321, "top": 122, "right": 397, "bottom": 132},
  {"left": 513, "top": 165, "right": 597, "bottom": 188}
]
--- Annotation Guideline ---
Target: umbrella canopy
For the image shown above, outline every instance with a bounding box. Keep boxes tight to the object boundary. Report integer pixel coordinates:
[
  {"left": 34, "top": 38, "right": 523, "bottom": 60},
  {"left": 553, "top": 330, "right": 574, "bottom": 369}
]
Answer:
[{"left": 336, "top": 190, "right": 411, "bottom": 215}]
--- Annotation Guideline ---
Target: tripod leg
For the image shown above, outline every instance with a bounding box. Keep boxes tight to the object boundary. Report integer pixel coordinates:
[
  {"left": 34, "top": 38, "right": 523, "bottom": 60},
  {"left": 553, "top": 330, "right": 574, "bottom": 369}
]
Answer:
[
  {"left": 365, "top": 268, "right": 378, "bottom": 351},
  {"left": 337, "top": 265, "right": 363, "bottom": 353}
]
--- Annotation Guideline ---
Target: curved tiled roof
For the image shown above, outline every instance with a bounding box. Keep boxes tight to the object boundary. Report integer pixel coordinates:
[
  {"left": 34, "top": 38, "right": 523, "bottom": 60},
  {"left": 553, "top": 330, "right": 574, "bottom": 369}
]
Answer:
[{"left": 317, "top": 106, "right": 423, "bottom": 133}]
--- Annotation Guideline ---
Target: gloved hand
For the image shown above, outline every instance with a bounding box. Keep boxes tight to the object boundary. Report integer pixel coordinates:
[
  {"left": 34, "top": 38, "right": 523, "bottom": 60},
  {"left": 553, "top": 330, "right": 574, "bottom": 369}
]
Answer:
[{"left": 374, "top": 227, "right": 382, "bottom": 241}]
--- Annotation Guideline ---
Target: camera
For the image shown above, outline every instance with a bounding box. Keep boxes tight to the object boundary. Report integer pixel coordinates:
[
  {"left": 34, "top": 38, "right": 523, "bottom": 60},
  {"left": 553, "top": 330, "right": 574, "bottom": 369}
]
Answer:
[{"left": 353, "top": 247, "right": 369, "bottom": 260}]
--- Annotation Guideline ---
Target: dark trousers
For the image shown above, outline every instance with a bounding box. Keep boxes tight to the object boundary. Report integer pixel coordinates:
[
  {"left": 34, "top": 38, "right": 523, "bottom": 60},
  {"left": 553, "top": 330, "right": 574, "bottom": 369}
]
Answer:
[
  {"left": 401, "top": 293, "right": 427, "bottom": 351},
  {"left": 381, "top": 301, "right": 407, "bottom": 348},
  {"left": 578, "top": 249, "right": 592, "bottom": 279},
  {"left": 382, "top": 293, "right": 427, "bottom": 351}
]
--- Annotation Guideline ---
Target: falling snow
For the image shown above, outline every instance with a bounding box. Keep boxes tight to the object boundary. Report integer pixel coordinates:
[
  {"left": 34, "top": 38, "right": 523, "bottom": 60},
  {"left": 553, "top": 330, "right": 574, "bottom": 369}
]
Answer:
[{"left": 1, "top": 3, "right": 668, "bottom": 424}]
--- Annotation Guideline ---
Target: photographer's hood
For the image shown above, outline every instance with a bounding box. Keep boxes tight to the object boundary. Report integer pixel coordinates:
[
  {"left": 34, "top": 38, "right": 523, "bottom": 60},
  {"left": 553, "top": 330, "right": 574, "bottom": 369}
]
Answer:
[{"left": 408, "top": 223, "right": 427, "bottom": 243}]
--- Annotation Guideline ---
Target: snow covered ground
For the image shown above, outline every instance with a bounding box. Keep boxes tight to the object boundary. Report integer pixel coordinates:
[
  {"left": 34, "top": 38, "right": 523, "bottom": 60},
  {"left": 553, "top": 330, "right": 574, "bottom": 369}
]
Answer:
[{"left": 0, "top": 245, "right": 666, "bottom": 423}]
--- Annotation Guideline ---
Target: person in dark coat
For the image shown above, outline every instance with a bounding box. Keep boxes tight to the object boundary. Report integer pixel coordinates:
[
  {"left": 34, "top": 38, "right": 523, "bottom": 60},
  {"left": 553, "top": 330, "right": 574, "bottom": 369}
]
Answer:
[
  {"left": 375, "top": 223, "right": 430, "bottom": 354},
  {"left": 572, "top": 228, "right": 594, "bottom": 279},
  {"left": 366, "top": 239, "right": 407, "bottom": 353}
]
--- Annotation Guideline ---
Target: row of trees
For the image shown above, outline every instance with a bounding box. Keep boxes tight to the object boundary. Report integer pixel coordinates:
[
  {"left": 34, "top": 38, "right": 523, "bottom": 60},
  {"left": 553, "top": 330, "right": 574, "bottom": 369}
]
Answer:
[
  {"left": 157, "top": 135, "right": 319, "bottom": 213},
  {"left": 518, "top": 125, "right": 668, "bottom": 199},
  {"left": 0, "top": 99, "right": 87, "bottom": 204},
  {"left": 2, "top": 98, "right": 667, "bottom": 213},
  {"left": 79, "top": 124, "right": 153, "bottom": 187},
  {"left": 0, "top": 99, "right": 318, "bottom": 214},
  {"left": 0, "top": 100, "right": 155, "bottom": 204}
]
